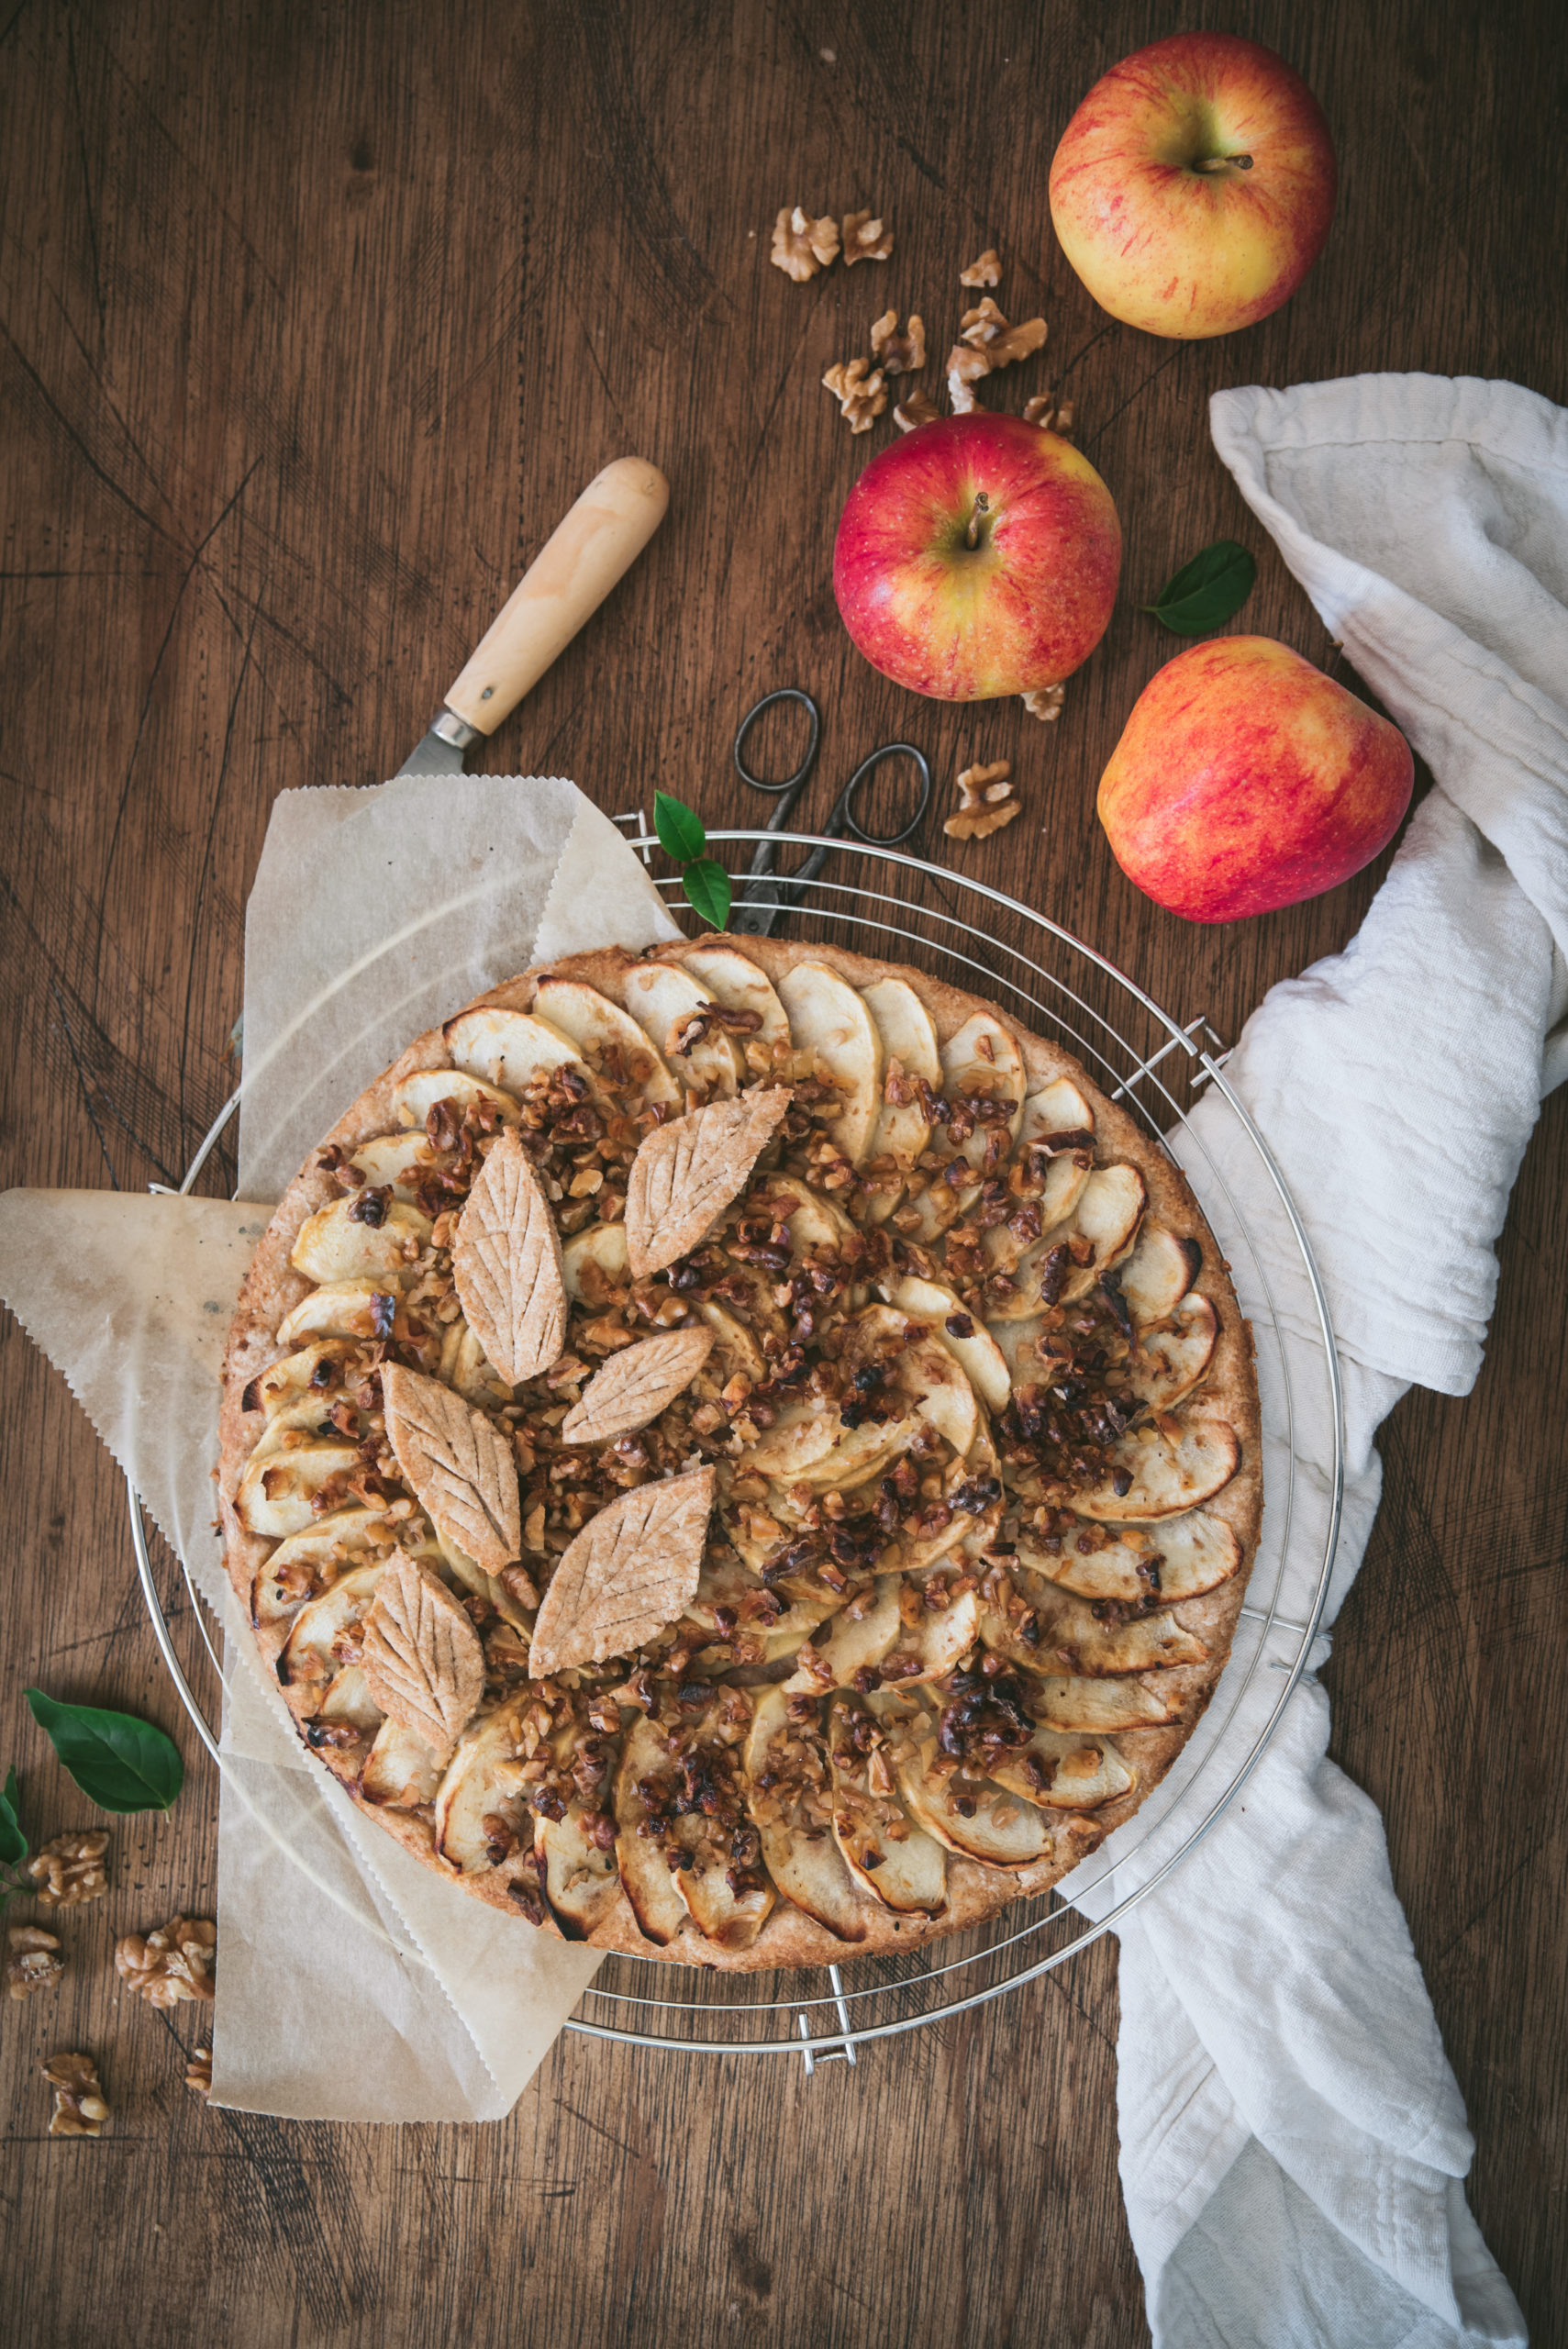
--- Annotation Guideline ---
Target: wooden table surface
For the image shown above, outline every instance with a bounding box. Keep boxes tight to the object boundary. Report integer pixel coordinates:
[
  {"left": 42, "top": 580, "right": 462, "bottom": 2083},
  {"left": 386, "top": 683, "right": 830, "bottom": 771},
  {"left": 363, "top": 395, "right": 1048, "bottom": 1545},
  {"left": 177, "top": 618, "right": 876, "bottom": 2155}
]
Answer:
[{"left": 3, "top": 3, "right": 1564, "bottom": 2342}]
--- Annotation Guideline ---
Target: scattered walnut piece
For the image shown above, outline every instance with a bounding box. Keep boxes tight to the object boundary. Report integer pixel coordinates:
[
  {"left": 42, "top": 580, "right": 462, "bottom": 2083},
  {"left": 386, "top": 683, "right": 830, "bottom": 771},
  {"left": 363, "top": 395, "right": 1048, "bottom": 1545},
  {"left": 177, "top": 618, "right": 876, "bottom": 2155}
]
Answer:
[
  {"left": 894, "top": 390, "right": 941, "bottom": 432},
  {"left": 28, "top": 1829, "right": 110, "bottom": 1908},
  {"left": 944, "top": 760, "right": 1019, "bottom": 842},
  {"left": 822, "top": 357, "right": 888, "bottom": 433},
  {"left": 185, "top": 2043, "right": 213, "bottom": 2099},
  {"left": 869, "top": 309, "right": 927, "bottom": 376},
  {"left": 1023, "top": 390, "right": 1074, "bottom": 437},
  {"left": 770, "top": 205, "right": 840, "bottom": 280},
  {"left": 7, "top": 1924, "right": 64, "bottom": 2000},
  {"left": 1022, "top": 683, "right": 1066, "bottom": 723},
  {"left": 42, "top": 2051, "right": 109, "bottom": 2138},
  {"left": 841, "top": 209, "right": 894, "bottom": 264},
  {"left": 946, "top": 342, "right": 991, "bottom": 414},
  {"left": 960, "top": 296, "right": 1009, "bottom": 349},
  {"left": 960, "top": 248, "right": 1002, "bottom": 287},
  {"left": 114, "top": 1916, "right": 217, "bottom": 2009}
]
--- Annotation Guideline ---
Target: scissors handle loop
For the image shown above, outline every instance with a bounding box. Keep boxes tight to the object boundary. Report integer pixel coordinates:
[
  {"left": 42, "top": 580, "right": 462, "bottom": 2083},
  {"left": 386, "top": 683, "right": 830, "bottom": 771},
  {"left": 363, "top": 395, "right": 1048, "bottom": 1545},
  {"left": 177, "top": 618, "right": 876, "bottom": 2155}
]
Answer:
[
  {"left": 733, "top": 686, "right": 820, "bottom": 798},
  {"left": 836, "top": 742, "right": 932, "bottom": 848}
]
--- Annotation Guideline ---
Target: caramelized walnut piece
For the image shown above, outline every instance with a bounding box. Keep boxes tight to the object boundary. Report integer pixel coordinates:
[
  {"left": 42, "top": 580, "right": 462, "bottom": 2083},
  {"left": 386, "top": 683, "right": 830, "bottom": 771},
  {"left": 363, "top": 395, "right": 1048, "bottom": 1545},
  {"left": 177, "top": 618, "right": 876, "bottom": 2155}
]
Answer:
[
  {"left": 944, "top": 761, "right": 1019, "bottom": 842},
  {"left": 42, "top": 2051, "right": 108, "bottom": 2137},
  {"left": 1022, "top": 683, "right": 1066, "bottom": 723},
  {"left": 114, "top": 1916, "right": 217, "bottom": 2009},
  {"left": 822, "top": 357, "right": 887, "bottom": 434},
  {"left": 27, "top": 1829, "right": 110, "bottom": 1908},
  {"left": 894, "top": 390, "right": 941, "bottom": 432},
  {"left": 185, "top": 2044, "right": 214, "bottom": 2099},
  {"left": 771, "top": 205, "right": 839, "bottom": 279},
  {"left": 870, "top": 310, "right": 927, "bottom": 376},
  {"left": 841, "top": 209, "right": 894, "bottom": 264},
  {"left": 960, "top": 248, "right": 1002, "bottom": 287},
  {"left": 7, "top": 1924, "right": 64, "bottom": 1999}
]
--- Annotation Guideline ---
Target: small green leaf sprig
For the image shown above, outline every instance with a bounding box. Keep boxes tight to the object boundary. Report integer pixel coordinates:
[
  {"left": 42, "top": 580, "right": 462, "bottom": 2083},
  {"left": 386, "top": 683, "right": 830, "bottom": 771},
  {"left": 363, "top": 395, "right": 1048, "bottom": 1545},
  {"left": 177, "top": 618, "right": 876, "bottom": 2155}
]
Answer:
[
  {"left": 24, "top": 1688, "right": 184, "bottom": 1815},
  {"left": 653, "top": 793, "right": 731, "bottom": 931},
  {"left": 1143, "top": 540, "right": 1257, "bottom": 636},
  {"left": 0, "top": 1766, "right": 31, "bottom": 1914}
]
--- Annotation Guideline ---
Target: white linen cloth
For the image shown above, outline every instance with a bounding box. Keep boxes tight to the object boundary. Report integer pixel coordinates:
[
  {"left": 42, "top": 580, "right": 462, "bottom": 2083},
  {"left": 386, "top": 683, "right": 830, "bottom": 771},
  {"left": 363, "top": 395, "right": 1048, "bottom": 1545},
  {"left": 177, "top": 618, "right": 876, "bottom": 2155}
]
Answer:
[{"left": 1092, "top": 374, "right": 1568, "bottom": 2347}]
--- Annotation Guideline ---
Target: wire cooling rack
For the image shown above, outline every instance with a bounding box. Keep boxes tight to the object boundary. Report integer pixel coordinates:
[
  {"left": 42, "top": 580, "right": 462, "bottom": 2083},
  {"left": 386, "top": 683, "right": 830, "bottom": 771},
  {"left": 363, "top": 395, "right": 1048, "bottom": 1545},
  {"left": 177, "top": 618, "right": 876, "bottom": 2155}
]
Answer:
[{"left": 130, "top": 827, "right": 1343, "bottom": 2069}]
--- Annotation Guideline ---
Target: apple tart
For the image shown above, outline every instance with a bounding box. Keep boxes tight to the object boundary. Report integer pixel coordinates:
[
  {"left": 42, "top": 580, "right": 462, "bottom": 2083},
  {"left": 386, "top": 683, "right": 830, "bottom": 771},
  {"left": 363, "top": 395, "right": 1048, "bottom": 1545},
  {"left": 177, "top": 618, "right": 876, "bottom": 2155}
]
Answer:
[{"left": 220, "top": 938, "right": 1261, "bottom": 1970}]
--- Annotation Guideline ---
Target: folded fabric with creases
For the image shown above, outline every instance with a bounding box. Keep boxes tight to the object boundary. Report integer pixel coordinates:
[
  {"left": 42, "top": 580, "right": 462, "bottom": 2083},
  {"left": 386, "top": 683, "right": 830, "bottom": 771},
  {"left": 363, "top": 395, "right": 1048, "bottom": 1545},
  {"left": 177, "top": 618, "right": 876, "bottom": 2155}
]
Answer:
[{"left": 1089, "top": 374, "right": 1568, "bottom": 2348}]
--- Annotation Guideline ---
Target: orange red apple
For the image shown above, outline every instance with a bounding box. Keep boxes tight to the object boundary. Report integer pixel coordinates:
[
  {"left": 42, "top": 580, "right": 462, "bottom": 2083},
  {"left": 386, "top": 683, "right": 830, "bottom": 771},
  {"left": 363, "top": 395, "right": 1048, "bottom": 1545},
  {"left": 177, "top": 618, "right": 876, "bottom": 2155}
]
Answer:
[
  {"left": 1096, "top": 637, "right": 1414, "bottom": 923},
  {"left": 832, "top": 413, "right": 1121, "bottom": 700},
  {"left": 1049, "top": 33, "right": 1337, "bottom": 340}
]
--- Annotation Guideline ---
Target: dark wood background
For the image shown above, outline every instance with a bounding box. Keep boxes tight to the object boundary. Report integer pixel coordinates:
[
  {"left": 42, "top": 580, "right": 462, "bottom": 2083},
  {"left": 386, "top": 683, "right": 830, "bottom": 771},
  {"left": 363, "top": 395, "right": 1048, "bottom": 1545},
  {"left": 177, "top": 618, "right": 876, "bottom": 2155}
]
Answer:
[{"left": 3, "top": 2, "right": 1564, "bottom": 2342}]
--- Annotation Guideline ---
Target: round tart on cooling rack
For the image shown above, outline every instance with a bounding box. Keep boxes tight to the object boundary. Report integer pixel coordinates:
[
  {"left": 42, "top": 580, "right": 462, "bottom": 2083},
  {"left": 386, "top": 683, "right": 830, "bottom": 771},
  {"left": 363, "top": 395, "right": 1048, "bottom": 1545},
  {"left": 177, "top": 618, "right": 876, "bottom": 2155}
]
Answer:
[{"left": 219, "top": 937, "right": 1261, "bottom": 1970}]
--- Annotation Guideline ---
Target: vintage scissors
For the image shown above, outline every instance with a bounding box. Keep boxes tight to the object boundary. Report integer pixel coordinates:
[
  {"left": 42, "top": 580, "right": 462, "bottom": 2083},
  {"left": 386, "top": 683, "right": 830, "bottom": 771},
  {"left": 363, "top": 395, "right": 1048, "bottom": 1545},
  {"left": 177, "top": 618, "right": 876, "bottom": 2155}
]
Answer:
[{"left": 726, "top": 686, "right": 932, "bottom": 937}]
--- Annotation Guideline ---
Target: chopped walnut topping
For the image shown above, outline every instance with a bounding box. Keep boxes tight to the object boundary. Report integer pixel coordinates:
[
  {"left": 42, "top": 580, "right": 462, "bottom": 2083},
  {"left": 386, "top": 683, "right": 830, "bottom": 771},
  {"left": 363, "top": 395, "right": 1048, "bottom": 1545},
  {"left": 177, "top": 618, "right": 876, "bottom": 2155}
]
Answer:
[
  {"left": 944, "top": 761, "right": 1018, "bottom": 842},
  {"left": 841, "top": 209, "right": 893, "bottom": 265},
  {"left": 7, "top": 1924, "right": 64, "bottom": 2000},
  {"left": 28, "top": 1829, "right": 110, "bottom": 1908},
  {"left": 1022, "top": 683, "right": 1066, "bottom": 723},
  {"left": 960, "top": 248, "right": 1002, "bottom": 287},
  {"left": 869, "top": 310, "right": 926, "bottom": 376},
  {"left": 114, "top": 1916, "right": 216, "bottom": 2009},
  {"left": 894, "top": 390, "right": 941, "bottom": 432},
  {"left": 185, "top": 2043, "right": 214, "bottom": 2099},
  {"left": 771, "top": 205, "right": 839, "bottom": 280},
  {"left": 42, "top": 2050, "right": 109, "bottom": 2138},
  {"left": 822, "top": 357, "right": 887, "bottom": 434}
]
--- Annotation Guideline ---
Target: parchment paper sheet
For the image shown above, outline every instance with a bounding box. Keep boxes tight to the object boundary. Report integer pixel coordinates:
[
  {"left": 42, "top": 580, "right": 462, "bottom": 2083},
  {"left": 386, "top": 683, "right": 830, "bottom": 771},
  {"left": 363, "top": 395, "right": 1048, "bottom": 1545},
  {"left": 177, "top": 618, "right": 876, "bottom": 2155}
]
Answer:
[{"left": 0, "top": 774, "right": 681, "bottom": 2121}]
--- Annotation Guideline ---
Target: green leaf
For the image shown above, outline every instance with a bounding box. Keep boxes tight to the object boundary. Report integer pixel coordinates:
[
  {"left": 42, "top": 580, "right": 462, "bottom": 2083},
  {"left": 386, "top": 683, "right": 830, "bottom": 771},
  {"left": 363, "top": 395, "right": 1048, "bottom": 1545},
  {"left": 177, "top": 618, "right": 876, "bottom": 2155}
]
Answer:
[
  {"left": 25, "top": 1689, "right": 184, "bottom": 1816},
  {"left": 0, "top": 1765, "right": 26, "bottom": 1869},
  {"left": 1142, "top": 540, "right": 1257, "bottom": 636},
  {"left": 682, "top": 858, "right": 732, "bottom": 932},
  {"left": 653, "top": 792, "right": 707, "bottom": 864}
]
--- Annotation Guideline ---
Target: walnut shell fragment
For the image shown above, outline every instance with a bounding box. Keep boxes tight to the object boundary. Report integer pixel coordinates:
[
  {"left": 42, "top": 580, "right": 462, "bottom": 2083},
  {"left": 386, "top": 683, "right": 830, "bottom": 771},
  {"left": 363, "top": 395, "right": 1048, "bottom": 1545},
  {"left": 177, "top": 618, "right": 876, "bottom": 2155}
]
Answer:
[
  {"left": 529, "top": 1466, "right": 716, "bottom": 1677},
  {"left": 361, "top": 1549, "right": 486, "bottom": 1753},
  {"left": 452, "top": 1128, "right": 567, "bottom": 1386},
  {"left": 383, "top": 1364, "right": 521, "bottom": 1575},
  {"left": 561, "top": 1325, "right": 716, "bottom": 1445},
  {"left": 42, "top": 2050, "right": 109, "bottom": 2137},
  {"left": 626, "top": 1087, "right": 792, "bottom": 1277}
]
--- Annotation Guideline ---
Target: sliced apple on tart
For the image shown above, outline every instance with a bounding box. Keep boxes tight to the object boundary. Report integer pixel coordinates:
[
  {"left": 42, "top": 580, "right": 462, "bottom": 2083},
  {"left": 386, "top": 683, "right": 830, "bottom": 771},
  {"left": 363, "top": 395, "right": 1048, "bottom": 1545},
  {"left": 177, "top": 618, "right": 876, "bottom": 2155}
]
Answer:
[
  {"left": 1071, "top": 1408, "right": 1240, "bottom": 1520},
  {"left": 442, "top": 1006, "right": 584, "bottom": 1096},
  {"left": 623, "top": 961, "right": 744, "bottom": 1097},
  {"left": 532, "top": 974, "right": 682, "bottom": 1107},
  {"left": 743, "top": 1687, "right": 869, "bottom": 1943},
  {"left": 776, "top": 960, "right": 884, "bottom": 1163},
  {"left": 291, "top": 1194, "right": 432, "bottom": 1288}
]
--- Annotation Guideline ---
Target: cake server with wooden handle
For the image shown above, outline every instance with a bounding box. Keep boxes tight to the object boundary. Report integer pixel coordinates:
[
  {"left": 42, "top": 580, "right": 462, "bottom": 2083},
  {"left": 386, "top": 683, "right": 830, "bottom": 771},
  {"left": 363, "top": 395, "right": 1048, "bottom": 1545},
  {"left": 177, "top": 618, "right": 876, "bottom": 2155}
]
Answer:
[{"left": 395, "top": 454, "right": 669, "bottom": 778}]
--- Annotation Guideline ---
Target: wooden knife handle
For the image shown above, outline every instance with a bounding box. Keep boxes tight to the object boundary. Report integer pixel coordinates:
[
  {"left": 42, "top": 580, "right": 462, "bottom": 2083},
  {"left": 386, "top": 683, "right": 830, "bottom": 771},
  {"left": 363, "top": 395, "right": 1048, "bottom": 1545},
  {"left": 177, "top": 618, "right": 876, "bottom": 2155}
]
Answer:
[{"left": 442, "top": 456, "right": 669, "bottom": 735}]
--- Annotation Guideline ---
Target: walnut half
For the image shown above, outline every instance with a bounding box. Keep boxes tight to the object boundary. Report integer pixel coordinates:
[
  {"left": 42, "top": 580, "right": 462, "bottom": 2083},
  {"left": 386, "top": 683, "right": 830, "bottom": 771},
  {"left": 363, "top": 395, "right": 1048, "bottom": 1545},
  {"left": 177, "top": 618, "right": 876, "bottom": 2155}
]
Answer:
[
  {"left": 944, "top": 761, "right": 1019, "bottom": 842},
  {"left": 114, "top": 1916, "right": 217, "bottom": 2009},
  {"left": 28, "top": 1829, "right": 110, "bottom": 1908},
  {"left": 185, "top": 2043, "right": 214, "bottom": 2099},
  {"left": 870, "top": 310, "right": 926, "bottom": 376},
  {"left": 7, "top": 1924, "right": 64, "bottom": 2000},
  {"left": 771, "top": 206, "right": 840, "bottom": 280},
  {"left": 822, "top": 357, "right": 887, "bottom": 434},
  {"left": 960, "top": 247, "right": 1002, "bottom": 287},
  {"left": 842, "top": 210, "right": 894, "bottom": 264},
  {"left": 894, "top": 390, "right": 941, "bottom": 433},
  {"left": 42, "top": 2051, "right": 109, "bottom": 2138},
  {"left": 1022, "top": 683, "right": 1066, "bottom": 723}
]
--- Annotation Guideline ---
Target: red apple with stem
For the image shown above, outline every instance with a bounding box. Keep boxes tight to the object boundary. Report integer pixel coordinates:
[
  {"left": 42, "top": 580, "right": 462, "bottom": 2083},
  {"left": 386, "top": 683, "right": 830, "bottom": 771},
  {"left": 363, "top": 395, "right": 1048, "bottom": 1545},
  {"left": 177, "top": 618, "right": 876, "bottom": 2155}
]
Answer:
[
  {"left": 832, "top": 413, "right": 1121, "bottom": 700},
  {"left": 1096, "top": 637, "right": 1414, "bottom": 922},
  {"left": 1049, "top": 33, "right": 1337, "bottom": 339}
]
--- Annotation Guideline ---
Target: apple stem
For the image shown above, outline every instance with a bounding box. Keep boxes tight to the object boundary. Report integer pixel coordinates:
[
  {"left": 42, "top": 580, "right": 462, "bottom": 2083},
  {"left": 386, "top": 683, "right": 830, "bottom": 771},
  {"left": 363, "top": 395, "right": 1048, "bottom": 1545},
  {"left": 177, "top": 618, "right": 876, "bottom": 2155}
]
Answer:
[
  {"left": 1194, "top": 152, "right": 1253, "bottom": 173},
  {"left": 964, "top": 491, "right": 990, "bottom": 550}
]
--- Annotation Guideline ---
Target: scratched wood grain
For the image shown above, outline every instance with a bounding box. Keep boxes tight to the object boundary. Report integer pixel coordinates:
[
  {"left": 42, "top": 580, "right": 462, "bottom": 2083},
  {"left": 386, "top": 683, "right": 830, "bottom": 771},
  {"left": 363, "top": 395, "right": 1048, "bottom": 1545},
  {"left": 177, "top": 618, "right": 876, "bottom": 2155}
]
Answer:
[{"left": 2, "top": 1, "right": 1565, "bottom": 2342}]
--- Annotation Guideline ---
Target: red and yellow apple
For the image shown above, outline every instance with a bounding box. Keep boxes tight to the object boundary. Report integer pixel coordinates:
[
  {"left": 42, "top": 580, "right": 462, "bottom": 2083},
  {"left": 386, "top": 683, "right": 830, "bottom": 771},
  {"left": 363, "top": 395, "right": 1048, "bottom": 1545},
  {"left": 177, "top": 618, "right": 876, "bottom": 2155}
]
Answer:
[
  {"left": 1049, "top": 33, "right": 1337, "bottom": 340},
  {"left": 1097, "top": 637, "right": 1414, "bottom": 923},
  {"left": 832, "top": 413, "right": 1121, "bottom": 699}
]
